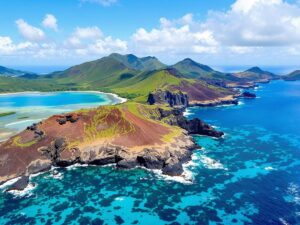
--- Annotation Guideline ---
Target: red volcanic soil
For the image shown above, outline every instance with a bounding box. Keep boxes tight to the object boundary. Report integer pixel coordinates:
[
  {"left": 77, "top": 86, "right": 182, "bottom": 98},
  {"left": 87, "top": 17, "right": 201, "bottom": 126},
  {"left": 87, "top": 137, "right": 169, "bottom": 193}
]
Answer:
[
  {"left": 40, "top": 114, "right": 86, "bottom": 142},
  {"left": 170, "top": 80, "right": 233, "bottom": 102},
  {"left": 112, "top": 109, "right": 169, "bottom": 148},
  {"left": 0, "top": 106, "right": 176, "bottom": 183}
]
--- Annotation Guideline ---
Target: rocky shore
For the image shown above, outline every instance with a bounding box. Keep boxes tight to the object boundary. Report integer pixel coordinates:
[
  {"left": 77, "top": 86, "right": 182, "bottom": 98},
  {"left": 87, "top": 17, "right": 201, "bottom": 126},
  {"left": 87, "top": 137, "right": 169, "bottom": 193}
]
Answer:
[{"left": 0, "top": 103, "right": 223, "bottom": 191}]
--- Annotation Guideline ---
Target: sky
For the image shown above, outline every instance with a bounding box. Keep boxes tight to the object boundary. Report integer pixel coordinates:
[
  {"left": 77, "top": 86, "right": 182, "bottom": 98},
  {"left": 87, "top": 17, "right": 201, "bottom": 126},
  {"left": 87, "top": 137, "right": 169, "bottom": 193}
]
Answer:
[{"left": 1, "top": 0, "right": 300, "bottom": 68}]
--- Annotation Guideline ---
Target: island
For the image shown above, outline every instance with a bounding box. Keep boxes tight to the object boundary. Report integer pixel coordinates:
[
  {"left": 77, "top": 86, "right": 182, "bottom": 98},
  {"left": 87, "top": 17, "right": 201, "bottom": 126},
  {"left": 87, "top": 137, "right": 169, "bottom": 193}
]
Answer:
[{"left": 0, "top": 53, "right": 283, "bottom": 190}]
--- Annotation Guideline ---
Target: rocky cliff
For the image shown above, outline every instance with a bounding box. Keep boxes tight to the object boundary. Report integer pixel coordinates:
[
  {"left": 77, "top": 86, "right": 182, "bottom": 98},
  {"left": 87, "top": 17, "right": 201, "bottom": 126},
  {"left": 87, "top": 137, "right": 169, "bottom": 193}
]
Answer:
[{"left": 147, "top": 90, "right": 189, "bottom": 107}]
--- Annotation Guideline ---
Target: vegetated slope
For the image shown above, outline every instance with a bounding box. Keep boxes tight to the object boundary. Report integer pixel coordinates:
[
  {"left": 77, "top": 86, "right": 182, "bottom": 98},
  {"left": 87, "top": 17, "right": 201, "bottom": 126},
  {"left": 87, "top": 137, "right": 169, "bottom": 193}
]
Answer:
[
  {"left": 283, "top": 70, "right": 300, "bottom": 81},
  {"left": 171, "top": 58, "right": 279, "bottom": 87},
  {"left": 233, "top": 67, "right": 278, "bottom": 81},
  {"left": 112, "top": 68, "right": 235, "bottom": 103},
  {"left": 47, "top": 56, "right": 140, "bottom": 89},
  {"left": 171, "top": 58, "right": 240, "bottom": 84}
]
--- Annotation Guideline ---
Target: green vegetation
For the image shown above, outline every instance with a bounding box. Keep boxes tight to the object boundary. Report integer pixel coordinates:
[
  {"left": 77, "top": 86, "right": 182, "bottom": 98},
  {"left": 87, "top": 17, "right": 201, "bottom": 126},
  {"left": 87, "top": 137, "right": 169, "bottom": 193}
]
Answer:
[
  {"left": 12, "top": 136, "right": 37, "bottom": 148},
  {"left": 171, "top": 58, "right": 239, "bottom": 82},
  {"left": 0, "top": 111, "right": 16, "bottom": 117}
]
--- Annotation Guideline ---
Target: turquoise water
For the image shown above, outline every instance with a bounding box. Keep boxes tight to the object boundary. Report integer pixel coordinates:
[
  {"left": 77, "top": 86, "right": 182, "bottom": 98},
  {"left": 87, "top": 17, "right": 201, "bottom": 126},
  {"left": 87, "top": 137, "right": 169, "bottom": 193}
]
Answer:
[
  {"left": 1, "top": 81, "right": 300, "bottom": 224},
  {"left": 0, "top": 91, "right": 123, "bottom": 141}
]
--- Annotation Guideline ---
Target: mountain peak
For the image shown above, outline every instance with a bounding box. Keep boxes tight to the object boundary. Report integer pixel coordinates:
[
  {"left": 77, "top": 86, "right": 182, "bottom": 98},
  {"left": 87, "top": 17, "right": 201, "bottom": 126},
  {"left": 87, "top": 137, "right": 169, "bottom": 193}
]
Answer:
[
  {"left": 108, "top": 53, "right": 165, "bottom": 71},
  {"left": 246, "top": 67, "right": 264, "bottom": 73},
  {"left": 174, "top": 58, "right": 214, "bottom": 73}
]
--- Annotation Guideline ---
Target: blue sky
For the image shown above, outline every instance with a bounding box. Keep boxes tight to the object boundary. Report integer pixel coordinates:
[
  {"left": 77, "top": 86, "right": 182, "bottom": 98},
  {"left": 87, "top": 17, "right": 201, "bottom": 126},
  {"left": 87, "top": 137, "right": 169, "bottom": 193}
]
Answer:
[{"left": 0, "top": 0, "right": 300, "bottom": 67}]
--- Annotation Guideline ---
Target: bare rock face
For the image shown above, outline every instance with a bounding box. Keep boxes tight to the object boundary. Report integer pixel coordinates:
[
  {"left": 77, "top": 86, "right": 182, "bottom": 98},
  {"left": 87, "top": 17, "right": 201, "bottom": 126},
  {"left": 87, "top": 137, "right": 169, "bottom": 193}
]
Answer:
[
  {"left": 147, "top": 90, "right": 189, "bottom": 107},
  {"left": 156, "top": 108, "right": 224, "bottom": 138},
  {"left": 26, "top": 159, "right": 52, "bottom": 175}
]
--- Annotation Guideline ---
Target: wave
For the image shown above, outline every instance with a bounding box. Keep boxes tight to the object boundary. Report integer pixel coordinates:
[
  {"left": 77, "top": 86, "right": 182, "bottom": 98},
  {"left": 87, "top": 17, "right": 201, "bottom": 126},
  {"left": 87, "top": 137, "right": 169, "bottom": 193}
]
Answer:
[
  {"left": 183, "top": 108, "right": 194, "bottom": 117},
  {"left": 196, "top": 155, "right": 228, "bottom": 170},
  {"left": 7, "top": 183, "right": 36, "bottom": 198},
  {"left": 5, "top": 119, "right": 42, "bottom": 127}
]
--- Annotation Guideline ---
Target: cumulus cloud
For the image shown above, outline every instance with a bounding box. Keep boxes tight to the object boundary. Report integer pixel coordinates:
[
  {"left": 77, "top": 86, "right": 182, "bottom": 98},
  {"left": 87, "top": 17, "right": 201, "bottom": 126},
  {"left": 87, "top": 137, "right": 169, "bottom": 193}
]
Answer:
[
  {"left": 0, "top": 36, "right": 40, "bottom": 56},
  {"left": 132, "top": 14, "right": 218, "bottom": 55},
  {"left": 73, "top": 26, "right": 102, "bottom": 40},
  {"left": 42, "top": 14, "right": 58, "bottom": 31},
  {"left": 65, "top": 26, "right": 127, "bottom": 55},
  {"left": 81, "top": 0, "right": 117, "bottom": 7},
  {"left": 205, "top": 0, "right": 300, "bottom": 47},
  {"left": 16, "top": 19, "right": 45, "bottom": 42},
  {"left": 130, "top": 0, "right": 300, "bottom": 61}
]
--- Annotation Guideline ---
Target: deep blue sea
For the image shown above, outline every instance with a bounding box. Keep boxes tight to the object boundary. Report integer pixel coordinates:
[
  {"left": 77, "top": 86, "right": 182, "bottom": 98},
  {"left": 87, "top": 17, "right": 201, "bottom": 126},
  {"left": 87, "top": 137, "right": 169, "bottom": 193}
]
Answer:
[{"left": 0, "top": 80, "right": 300, "bottom": 225}]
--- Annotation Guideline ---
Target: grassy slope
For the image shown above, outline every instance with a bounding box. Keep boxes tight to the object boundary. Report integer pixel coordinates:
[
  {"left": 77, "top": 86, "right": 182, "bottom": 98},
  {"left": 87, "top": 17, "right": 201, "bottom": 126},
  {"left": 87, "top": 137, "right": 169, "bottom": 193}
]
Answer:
[
  {"left": 112, "top": 70, "right": 182, "bottom": 102},
  {"left": 171, "top": 59, "right": 240, "bottom": 82}
]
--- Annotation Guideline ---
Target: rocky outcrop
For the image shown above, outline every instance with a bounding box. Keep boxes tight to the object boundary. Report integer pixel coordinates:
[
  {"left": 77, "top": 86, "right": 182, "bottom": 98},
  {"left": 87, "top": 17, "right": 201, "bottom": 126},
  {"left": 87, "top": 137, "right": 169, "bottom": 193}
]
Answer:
[
  {"left": 147, "top": 90, "right": 189, "bottom": 107},
  {"left": 156, "top": 108, "right": 224, "bottom": 138},
  {"left": 241, "top": 91, "right": 256, "bottom": 98},
  {"left": 6, "top": 176, "right": 30, "bottom": 192}
]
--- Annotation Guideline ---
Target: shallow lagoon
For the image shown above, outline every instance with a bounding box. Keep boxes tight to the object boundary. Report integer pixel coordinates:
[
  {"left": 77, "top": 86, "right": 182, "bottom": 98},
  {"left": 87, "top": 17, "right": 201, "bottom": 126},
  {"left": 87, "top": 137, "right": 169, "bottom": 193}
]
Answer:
[
  {"left": 1, "top": 81, "right": 300, "bottom": 225},
  {"left": 0, "top": 91, "right": 124, "bottom": 141}
]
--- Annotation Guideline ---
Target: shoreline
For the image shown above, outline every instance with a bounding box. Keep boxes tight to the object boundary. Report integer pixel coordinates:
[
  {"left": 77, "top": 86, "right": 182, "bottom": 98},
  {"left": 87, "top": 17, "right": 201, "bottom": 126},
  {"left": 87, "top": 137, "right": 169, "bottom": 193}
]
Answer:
[
  {"left": 0, "top": 90, "right": 127, "bottom": 105},
  {"left": 0, "top": 81, "right": 263, "bottom": 191}
]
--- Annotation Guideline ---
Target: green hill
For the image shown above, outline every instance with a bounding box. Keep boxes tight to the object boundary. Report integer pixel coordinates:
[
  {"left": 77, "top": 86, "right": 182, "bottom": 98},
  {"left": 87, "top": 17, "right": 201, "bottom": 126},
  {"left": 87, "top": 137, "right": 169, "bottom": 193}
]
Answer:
[
  {"left": 171, "top": 58, "right": 240, "bottom": 84},
  {"left": 233, "top": 67, "right": 278, "bottom": 81},
  {"left": 283, "top": 70, "right": 300, "bottom": 81}
]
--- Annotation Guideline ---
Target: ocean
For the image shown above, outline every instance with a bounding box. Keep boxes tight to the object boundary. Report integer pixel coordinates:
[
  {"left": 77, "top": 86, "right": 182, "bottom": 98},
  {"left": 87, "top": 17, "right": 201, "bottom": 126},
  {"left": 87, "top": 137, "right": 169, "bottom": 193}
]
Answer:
[{"left": 0, "top": 80, "right": 300, "bottom": 224}]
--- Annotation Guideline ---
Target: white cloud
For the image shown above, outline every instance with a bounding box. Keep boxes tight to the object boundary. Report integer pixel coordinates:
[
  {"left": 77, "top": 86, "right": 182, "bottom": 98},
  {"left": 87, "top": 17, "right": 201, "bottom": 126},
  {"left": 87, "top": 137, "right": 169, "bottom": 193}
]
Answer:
[
  {"left": 0, "top": 36, "right": 38, "bottom": 55},
  {"left": 42, "top": 14, "right": 58, "bottom": 31},
  {"left": 206, "top": 0, "right": 300, "bottom": 47},
  {"left": 132, "top": 14, "right": 218, "bottom": 54},
  {"left": 16, "top": 19, "right": 45, "bottom": 42},
  {"left": 130, "top": 0, "right": 300, "bottom": 62},
  {"left": 65, "top": 26, "right": 127, "bottom": 55},
  {"left": 73, "top": 26, "right": 102, "bottom": 40},
  {"left": 81, "top": 0, "right": 117, "bottom": 6}
]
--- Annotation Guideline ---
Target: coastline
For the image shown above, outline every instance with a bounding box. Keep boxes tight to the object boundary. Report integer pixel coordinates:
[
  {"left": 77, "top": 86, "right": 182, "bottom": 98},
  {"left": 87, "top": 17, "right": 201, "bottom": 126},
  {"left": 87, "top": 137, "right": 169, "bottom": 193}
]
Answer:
[
  {"left": 0, "top": 90, "right": 127, "bottom": 105},
  {"left": 0, "top": 80, "right": 268, "bottom": 192}
]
